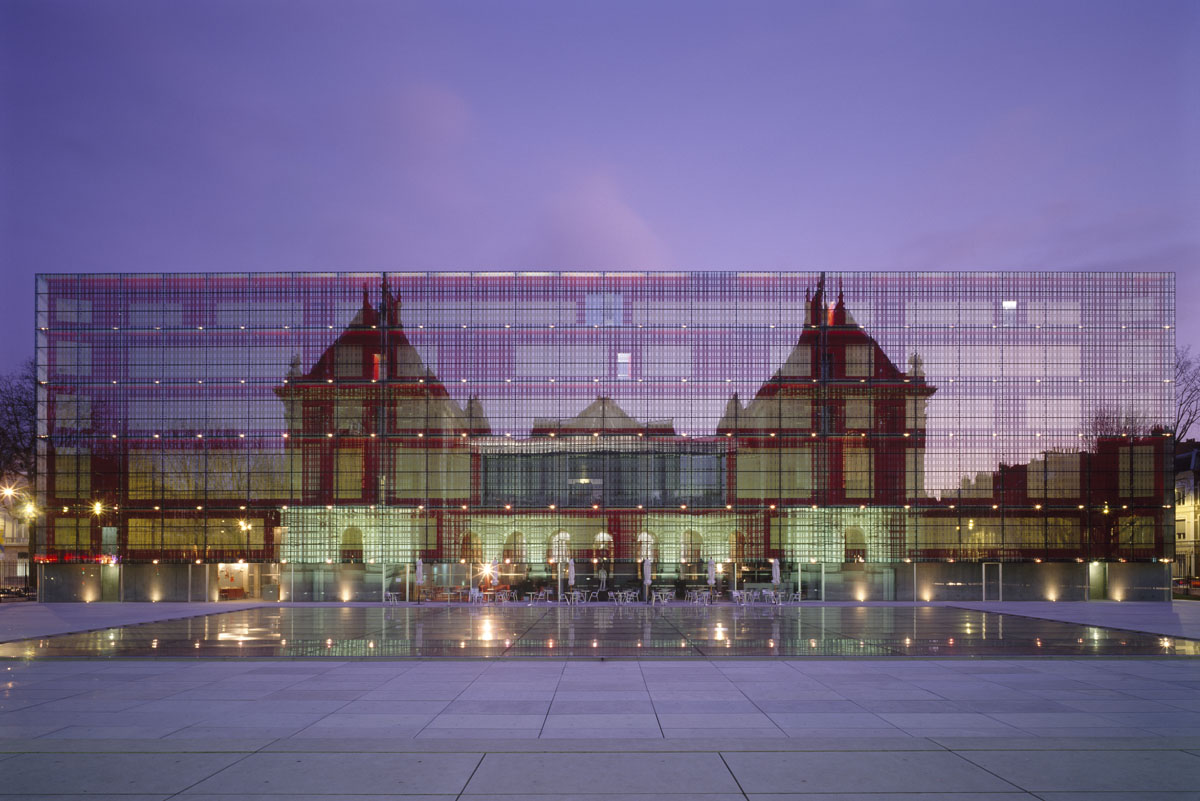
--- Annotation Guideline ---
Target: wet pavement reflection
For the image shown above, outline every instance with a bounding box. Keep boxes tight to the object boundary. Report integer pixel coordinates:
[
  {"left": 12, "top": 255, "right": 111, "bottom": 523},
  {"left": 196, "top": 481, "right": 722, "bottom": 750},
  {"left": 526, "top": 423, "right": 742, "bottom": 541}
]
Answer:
[{"left": 1, "top": 604, "right": 1197, "bottom": 659}]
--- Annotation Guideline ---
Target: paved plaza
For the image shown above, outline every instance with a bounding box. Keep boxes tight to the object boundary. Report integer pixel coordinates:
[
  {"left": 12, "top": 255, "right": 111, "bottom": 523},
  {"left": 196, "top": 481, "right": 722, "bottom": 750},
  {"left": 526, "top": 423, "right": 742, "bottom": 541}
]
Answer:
[{"left": 0, "top": 601, "right": 1197, "bottom": 799}]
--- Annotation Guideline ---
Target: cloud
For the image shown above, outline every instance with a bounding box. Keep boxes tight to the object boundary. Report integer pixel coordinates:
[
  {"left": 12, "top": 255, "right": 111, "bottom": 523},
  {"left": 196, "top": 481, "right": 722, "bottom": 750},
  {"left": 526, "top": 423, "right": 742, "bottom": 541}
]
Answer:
[{"left": 530, "top": 171, "right": 671, "bottom": 269}]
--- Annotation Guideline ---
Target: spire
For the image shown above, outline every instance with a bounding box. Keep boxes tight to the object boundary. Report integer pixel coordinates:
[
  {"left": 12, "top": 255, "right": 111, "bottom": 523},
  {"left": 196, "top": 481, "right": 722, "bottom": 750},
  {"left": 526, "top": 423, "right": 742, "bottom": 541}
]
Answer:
[
  {"left": 465, "top": 394, "right": 491, "bottom": 435},
  {"left": 717, "top": 392, "right": 744, "bottom": 434},
  {"left": 809, "top": 272, "right": 827, "bottom": 327},
  {"left": 381, "top": 274, "right": 398, "bottom": 327}
]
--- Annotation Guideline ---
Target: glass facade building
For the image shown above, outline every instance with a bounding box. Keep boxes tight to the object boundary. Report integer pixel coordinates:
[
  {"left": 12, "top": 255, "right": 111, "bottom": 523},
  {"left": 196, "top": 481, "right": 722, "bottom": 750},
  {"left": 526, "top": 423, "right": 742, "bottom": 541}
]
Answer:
[{"left": 34, "top": 271, "right": 1175, "bottom": 602}]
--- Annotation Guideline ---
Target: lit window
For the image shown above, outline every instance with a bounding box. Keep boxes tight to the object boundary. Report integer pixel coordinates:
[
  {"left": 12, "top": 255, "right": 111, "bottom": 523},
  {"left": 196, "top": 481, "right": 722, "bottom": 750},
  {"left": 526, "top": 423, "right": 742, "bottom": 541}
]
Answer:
[{"left": 617, "top": 352, "right": 631, "bottom": 380}]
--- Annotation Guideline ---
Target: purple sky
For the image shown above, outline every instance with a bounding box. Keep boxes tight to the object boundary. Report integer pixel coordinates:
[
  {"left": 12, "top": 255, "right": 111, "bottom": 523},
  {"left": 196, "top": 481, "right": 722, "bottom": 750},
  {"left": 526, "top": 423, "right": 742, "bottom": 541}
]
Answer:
[{"left": 2, "top": 0, "right": 1197, "bottom": 374}]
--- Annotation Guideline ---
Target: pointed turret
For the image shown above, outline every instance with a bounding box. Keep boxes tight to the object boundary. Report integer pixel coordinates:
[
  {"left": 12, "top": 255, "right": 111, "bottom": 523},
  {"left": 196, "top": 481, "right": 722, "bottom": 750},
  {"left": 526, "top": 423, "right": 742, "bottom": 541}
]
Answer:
[
  {"left": 465, "top": 395, "right": 491, "bottom": 435},
  {"left": 716, "top": 393, "right": 744, "bottom": 435}
]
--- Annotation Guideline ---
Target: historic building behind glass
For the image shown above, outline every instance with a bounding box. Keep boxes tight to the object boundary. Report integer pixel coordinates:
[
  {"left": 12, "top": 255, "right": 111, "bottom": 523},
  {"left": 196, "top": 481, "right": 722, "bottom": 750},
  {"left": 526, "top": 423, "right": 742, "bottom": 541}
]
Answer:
[{"left": 34, "top": 271, "right": 1176, "bottom": 601}]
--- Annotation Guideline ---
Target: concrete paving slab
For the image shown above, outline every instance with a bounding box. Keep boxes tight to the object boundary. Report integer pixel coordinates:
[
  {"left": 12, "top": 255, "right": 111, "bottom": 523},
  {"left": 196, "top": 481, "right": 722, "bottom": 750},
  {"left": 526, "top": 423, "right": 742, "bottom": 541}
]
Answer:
[
  {"left": 464, "top": 752, "right": 741, "bottom": 794},
  {"left": 723, "top": 750, "right": 1019, "bottom": 793},
  {"left": 961, "top": 749, "right": 1200, "bottom": 791},
  {"left": 464, "top": 796, "right": 747, "bottom": 801},
  {"left": 0, "top": 753, "right": 246, "bottom": 795},
  {"left": 743, "top": 795, "right": 1036, "bottom": 801},
  {"left": 186, "top": 752, "right": 482, "bottom": 795},
  {"left": 1036, "top": 794, "right": 1200, "bottom": 801}
]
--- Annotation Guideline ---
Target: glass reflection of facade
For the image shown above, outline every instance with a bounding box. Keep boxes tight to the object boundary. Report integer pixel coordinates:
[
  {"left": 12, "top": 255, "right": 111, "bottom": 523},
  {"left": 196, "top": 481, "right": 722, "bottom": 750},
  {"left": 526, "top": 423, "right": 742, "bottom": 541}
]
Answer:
[{"left": 34, "top": 272, "right": 1176, "bottom": 602}]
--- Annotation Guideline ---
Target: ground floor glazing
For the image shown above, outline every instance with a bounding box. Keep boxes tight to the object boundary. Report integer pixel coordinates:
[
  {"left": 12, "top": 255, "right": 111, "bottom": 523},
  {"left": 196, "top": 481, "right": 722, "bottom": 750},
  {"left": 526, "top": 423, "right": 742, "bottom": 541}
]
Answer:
[{"left": 36, "top": 559, "right": 1172, "bottom": 603}]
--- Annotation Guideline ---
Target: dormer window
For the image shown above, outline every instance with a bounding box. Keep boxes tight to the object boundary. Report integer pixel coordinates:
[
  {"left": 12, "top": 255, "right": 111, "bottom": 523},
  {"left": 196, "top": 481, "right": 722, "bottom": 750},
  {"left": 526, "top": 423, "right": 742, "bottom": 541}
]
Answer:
[
  {"left": 334, "top": 345, "right": 360, "bottom": 378},
  {"left": 845, "top": 345, "right": 873, "bottom": 377}
]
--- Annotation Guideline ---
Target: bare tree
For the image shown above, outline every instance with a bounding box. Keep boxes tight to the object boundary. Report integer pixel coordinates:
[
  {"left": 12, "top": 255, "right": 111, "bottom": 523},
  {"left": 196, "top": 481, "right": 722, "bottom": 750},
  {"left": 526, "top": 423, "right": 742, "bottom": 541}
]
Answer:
[
  {"left": 0, "top": 359, "right": 35, "bottom": 479},
  {"left": 1085, "top": 405, "right": 1150, "bottom": 450},
  {"left": 1176, "top": 345, "right": 1200, "bottom": 441}
]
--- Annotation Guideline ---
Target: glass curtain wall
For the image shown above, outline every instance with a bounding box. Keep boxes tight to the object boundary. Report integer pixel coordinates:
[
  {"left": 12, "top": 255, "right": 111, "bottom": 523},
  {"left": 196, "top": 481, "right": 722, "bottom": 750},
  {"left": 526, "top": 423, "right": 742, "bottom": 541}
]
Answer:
[{"left": 34, "top": 272, "right": 1175, "bottom": 601}]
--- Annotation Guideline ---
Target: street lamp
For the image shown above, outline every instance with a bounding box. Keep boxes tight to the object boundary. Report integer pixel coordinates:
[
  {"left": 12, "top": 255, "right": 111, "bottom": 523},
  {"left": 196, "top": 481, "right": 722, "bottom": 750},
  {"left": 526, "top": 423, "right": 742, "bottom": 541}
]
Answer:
[{"left": 0, "top": 484, "right": 37, "bottom": 594}]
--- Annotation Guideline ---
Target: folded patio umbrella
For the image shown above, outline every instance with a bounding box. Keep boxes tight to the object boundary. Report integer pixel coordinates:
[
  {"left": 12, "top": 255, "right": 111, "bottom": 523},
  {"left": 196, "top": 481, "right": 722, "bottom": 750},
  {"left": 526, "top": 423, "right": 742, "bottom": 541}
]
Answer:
[
  {"left": 568, "top": 558, "right": 575, "bottom": 586},
  {"left": 707, "top": 559, "right": 716, "bottom": 587},
  {"left": 771, "top": 558, "right": 781, "bottom": 586},
  {"left": 643, "top": 558, "right": 652, "bottom": 585},
  {"left": 415, "top": 558, "right": 424, "bottom": 585}
]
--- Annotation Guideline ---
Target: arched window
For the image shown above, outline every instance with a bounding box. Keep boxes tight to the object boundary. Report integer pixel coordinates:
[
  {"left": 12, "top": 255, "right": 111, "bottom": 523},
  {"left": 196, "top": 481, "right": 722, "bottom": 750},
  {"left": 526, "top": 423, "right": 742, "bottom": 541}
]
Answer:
[
  {"left": 548, "top": 531, "right": 572, "bottom": 563},
  {"left": 459, "top": 532, "right": 483, "bottom": 562},
  {"left": 502, "top": 531, "right": 527, "bottom": 564},
  {"left": 636, "top": 531, "right": 656, "bottom": 562},
  {"left": 681, "top": 530, "right": 702, "bottom": 563},
  {"left": 729, "top": 531, "right": 748, "bottom": 561},
  {"left": 844, "top": 526, "right": 866, "bottom": 562},
  {"left": 593, "top": 531, "right": 613, "bottom": 557},
  {"left": 340, "top": 525, "right": 364, "bottom": 563}
]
